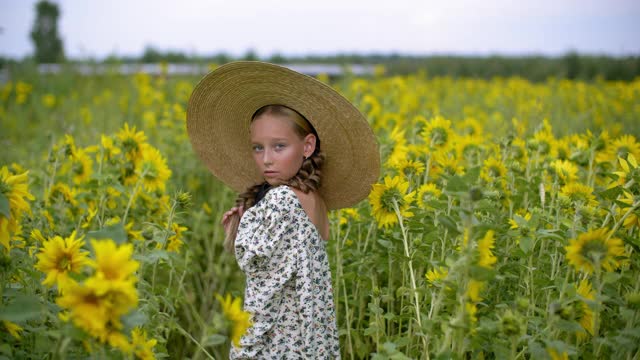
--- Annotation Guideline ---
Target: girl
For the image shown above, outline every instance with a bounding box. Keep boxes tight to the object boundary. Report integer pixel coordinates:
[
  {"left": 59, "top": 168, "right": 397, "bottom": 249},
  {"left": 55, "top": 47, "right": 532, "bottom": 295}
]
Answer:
[{"left": 186, "top": 61, "right": 379, "bottom": 359}]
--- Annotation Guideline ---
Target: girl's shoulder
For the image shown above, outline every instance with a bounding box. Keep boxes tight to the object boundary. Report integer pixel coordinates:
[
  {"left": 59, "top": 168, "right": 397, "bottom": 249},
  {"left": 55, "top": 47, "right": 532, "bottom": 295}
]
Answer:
[{"left": 255, "top": 184, "right": 298, "bottom": 210}]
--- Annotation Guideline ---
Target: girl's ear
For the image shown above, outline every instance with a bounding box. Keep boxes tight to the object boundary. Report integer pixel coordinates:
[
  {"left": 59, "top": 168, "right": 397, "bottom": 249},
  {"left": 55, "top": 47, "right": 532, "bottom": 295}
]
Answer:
[{"left": 303, "top": 133, "right": 317, "bottom": 158}]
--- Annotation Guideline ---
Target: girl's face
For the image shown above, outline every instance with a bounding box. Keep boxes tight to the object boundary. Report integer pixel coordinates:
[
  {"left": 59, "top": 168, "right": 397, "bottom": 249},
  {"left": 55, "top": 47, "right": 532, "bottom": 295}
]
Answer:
[{"left": 250, "top": 113, "right": 316, "bottom": 186}]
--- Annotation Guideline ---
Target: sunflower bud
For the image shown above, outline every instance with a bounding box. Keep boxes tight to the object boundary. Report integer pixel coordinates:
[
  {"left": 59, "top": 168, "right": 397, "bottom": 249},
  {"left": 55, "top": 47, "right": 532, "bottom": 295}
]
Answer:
[
  {"left": 626, "top": 292, "right": 640, "bottom": 310},
  {"left": 500, "top": 310, "right": 523, "bottom": 337},
  {"left": 175, "top": 190, "right": 192, "bottom": 210}
]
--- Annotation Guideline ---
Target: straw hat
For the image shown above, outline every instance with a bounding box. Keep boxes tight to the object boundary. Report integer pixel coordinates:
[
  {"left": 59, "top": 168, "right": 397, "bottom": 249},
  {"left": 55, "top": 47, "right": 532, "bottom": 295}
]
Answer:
[{"left": 186, "top": 61, "right": 380, "bottom": 210}]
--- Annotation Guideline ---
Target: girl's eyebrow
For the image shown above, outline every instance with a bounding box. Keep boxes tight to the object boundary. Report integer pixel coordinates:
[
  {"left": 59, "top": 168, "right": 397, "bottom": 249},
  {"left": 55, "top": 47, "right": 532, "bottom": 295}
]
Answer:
[{"left": 251, "top": 138, "right": 290, "bottom": 143}]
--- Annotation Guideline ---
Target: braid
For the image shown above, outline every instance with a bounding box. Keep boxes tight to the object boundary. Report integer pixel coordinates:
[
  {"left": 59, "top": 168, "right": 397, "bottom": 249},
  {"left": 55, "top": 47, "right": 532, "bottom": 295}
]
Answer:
[
  {"left": 222, "top": 182, "right": 267, "bottom": 253},
  {"left": 223, "top": 149, "right": 325, "bottom": 253},
  {"left": 286, "top": 150, "right": 325, "bottom": 193}
]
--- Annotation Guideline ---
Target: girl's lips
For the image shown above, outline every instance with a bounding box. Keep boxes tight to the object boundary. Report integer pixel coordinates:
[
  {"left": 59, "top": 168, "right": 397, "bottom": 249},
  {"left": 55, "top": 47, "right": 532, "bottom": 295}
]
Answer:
[{"left": 264, "top": 171, "right": 277, "bottom": 177}]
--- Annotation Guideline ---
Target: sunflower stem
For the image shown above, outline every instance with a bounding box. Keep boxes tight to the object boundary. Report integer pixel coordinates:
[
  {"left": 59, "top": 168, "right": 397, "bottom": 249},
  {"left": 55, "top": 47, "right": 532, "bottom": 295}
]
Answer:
[
  {"left": 122, "top": 168, "right": 147, "bottom": 225},
  {"left": 392, "top": 198, "right": 427, "bottom": 351},
  {"left": 607, "top": 200, "right": 640, "bottom": 240}
]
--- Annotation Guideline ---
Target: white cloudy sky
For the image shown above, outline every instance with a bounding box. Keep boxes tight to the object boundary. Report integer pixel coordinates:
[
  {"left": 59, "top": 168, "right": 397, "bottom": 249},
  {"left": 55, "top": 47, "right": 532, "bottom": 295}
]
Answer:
[{"left": 1, "top": 0, "right": 639, "bottom": 59}]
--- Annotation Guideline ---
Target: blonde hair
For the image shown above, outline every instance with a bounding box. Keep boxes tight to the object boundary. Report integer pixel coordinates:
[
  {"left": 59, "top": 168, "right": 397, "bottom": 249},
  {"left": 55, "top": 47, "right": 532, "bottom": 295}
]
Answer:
[{"left": 223, "top": 104, "right": 325, "bottom": 253}]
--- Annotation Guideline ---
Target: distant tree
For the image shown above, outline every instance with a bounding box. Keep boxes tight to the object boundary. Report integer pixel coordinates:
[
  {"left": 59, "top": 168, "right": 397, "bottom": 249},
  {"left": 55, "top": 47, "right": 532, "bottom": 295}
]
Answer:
[
  {"left": 30, "top": 0, "right": 65, "bottom": 63},
  {"left": 242, "top": 49, "right": 259, "bottom": 61},
  {"left": 268, "top": 52, "right": 286, "bottom": 64},
  {"left": 142, "top": 46, "right": 162, "bottom": 63}
]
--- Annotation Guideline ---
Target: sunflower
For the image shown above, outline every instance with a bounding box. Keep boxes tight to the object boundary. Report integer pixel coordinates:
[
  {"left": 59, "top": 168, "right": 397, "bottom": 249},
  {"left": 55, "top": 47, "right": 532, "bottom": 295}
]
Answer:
[
  {"left": 481, "top": 156, "right": 507, "bottom": 183},
  {"left": 455, "top": 134, "right": 484, "bottom": 166},
  {"left": 421, "top": 115, "right": 453, "bottom": 148},
  {"left": 575, "top": 279, "right": 596, "bottom": 339},
  {"left": 466, "top": 279, "right": 485, "bottom": 302},
  {"left": 612, "top": 154, "right": 638, "bottom": 187},
  {"left": 0, "top": 166, "right": 34, "bottom": 218},
  {"left": 392, "top": 159, "right": 425, "bottom": 178},
  {"left": 71, "top": 148, "right": 93, "bottom": 185},
  {"left": 136, "top": 145, "right": 172, "bottom": 192},
  {"left": 530, "top": 129, "right": 557, "bottom": 157},
  {"left": 158, "top": 222, "right": 188, "bottom": 253},
  {"left": 508, "top": 211, "right": 532, "bottom": 230},
  {"left": 47, "top": 182, "right": 79, "bottom": 207},
  {"left": 56, "top": 279, "right": 117, "bottom": 342},
  {"left": 565, "top": 227, "right": 627, "bottom": 274},
  {"left": 432, "top": 150, "right": 464, "bottom": 177},
  {"left": 547, "top": 348, "right": 569, "bottom": 360},
  {"left": 617, "top": 190, "right": 640, "bottom": 229},
  {"left": 456, "top": 117, "right": 483, "bottom": 137},
  {"left": 555, "top": 137, "right": 572, "bottom": 161},
  {"left": 35, "top": 230, "right": 90, "bottom": 288},
  {"left": 597, "top": 134, "right": 640, "bottom": 165},
  {"left": 465, "top": 302, "right": 478, "bottom": 327},
  {"left": 338, "top": 208, "right": 360, "bottom": 226},
  {"left": 385, "top": 143, "right": 409, "bottom": 169},
  {"left": 89, "top": 240, "right": 139, "bottom": 283},
  {"left": 116, "top": 123, "right": 148, "bottom": 163},
  {"left": 369, "top": 175, "right": 415, "bottom": 229},
  {"left": 216, "top": 293, "right": 252, "bottom": 347},
  {"left": 3, "top": 320, "right": 23, "bottom": 339},
  {"left": 477, "top": 230, "right": 497, "bottom": 269},
  {"left": 0, "top": 166, "right": 34, "bottom": 252},
  {"left": 425, "top": 266, "right": 448, "bottom": 286},
  {"left": 99, "top": 134, "right": 122, "bottom": 163},
  {"left": 559, "top": 183, "right": 598, "bottom": 207},
  {"left": 416, "top": 183, "right": 442, "bottom": 208},
  {"left": 550, "top": 159, "right": 579, "bottom": 184},
  {"left": 131, "top": 327, "right": 157, "bottom": 360}
]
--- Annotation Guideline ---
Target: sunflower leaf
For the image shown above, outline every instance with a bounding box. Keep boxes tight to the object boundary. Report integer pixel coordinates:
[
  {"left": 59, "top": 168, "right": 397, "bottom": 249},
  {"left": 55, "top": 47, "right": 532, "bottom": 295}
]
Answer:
[
  {"left": 598, "top": 185, "right": 623, "bottom": 201},
  {"left": 0, "top": 295, "right": 42, "bottom": 322},
  {"left": 87, "top": 223, "right": 127, "bottom": 244}
]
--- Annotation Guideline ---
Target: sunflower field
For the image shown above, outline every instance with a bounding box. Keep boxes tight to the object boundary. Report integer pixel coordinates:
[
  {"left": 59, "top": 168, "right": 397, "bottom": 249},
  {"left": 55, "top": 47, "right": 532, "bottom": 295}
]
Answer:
[{"left": 1, "top": 65, "right": 640, "bottom": 359}]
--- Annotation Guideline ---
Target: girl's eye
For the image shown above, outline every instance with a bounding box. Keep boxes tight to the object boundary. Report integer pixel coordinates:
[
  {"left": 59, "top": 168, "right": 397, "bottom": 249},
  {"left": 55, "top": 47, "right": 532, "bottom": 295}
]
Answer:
[
  {"left": 252, "top": 145, "right": 263, "bottom": 152},
  {"left": 275, "top": 143, "right": 286, "bottom": 149}
]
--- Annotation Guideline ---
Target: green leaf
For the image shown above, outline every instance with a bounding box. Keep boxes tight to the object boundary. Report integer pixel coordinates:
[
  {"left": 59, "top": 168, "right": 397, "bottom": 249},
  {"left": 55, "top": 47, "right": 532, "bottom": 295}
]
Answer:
[
  {"left": 0, "top": 192, "right": 10, "bottom": 219},
  {"left": 122, "top": 309, "right": 148, "bottom": 331},
  {"left": 445, "top": 175, "right": 468, "bottom": 193},
  {"left": 519, "top": 236, "right": 534, "bottom": 254},
  {"left": 602, "top": 272, "right": 622, "bottom": 284},
  {"left": 598, "top": 185, "right": 623, "bottom": 201},
  {"left": 436, "top": 214, "right": 460, "bottom": 235},
  {"left": 376, "top": 239, "right": 394, "bottom": 249},
  {"left": 0, "top": 295, "right": 42, "bottom": 322},
  {"left": 368, "top": 302, "right": 383, "bottom": 315},
  {"left": 203, "top": 334, "right": 227, "bottom": 346},
  {"left": 87, "top": 223, "right": 128, "bottom": 244}
]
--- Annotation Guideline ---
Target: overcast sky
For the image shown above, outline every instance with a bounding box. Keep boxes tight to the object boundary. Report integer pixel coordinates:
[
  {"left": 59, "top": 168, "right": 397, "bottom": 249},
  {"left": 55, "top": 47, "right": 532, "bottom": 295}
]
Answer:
[{"left": 1, "top": 0, "right": 639, "bottom": 59}]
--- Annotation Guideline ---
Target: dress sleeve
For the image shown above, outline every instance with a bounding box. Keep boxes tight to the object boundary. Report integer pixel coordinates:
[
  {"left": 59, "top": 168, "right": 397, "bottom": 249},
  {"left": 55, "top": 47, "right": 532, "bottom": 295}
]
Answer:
[{"left": 231, "top": 187, "right": 299, "bottom": 357}]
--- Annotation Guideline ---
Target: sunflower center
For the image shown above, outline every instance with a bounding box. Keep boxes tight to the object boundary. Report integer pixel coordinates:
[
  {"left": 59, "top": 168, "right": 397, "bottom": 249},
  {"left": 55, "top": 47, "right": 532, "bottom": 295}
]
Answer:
[
  {"left": 538, "top": 141, "right": 550, "bottom": 155},
  {"left": 489, "top": 166, "right": 502, "bottom": 178},
  {"left": 141, "top": 162, "right": 158, "bottom": 180},
  {"left": 579, "top": 239, "right": 608, "bottom": 264},
  {"left": 431, "top": 128, "right": 448, "bottom": 146},
  {"left": 0, "top": 181, "right": 10, "bottom": 195},
  {"left": 58, "top": 255, "right": 73, "bottom": 271},
  {"left": 72, "top": 161, "right": 84, "bottom": 176},
  {"left": 381, "top": 188, "right": 403, "bottom": 212},
  {"left": 616, "top": 146, "right": 630, "bottom": 159},
  {"left": 122, "top": 139, "right": 139, "bottom": 154},
  {"left": 569, "top": 191, "right": 590, "bottom": 204}
]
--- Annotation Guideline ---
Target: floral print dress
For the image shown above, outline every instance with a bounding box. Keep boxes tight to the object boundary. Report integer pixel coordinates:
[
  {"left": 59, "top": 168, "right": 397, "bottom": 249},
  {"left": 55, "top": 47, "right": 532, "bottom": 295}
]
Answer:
[{"left": 230, "top": 185, "right": 341, "bottom": 359}]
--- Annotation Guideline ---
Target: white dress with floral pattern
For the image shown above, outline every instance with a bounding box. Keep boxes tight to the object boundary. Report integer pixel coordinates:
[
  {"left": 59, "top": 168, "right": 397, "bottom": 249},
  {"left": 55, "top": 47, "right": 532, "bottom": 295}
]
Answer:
[{"left": 229, "top": 185, "right": 341, "bottom": 359}]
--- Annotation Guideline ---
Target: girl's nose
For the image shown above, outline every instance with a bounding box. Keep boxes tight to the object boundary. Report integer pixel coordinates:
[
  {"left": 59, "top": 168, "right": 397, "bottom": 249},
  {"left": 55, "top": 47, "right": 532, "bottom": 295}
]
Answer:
[{"left": 262, "top": 150, "right": 273, "bottom": 165}]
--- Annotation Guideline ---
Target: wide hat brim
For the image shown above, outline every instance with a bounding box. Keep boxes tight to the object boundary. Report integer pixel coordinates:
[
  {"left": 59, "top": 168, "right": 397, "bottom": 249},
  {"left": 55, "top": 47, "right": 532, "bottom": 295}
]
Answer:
[{"left": 186, "top": 61, "right": 380, "bottom": 210}]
